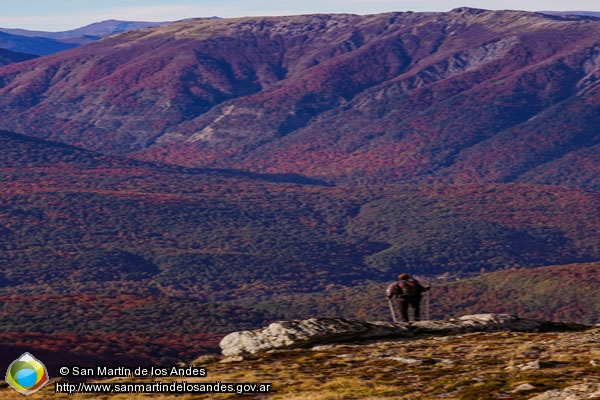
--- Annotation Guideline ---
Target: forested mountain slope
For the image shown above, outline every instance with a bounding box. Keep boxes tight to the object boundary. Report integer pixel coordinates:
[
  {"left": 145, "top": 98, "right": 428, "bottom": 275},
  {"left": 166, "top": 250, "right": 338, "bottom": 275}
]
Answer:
[{"left": 0, "top": 9, "right": 598, "bottom": 187}]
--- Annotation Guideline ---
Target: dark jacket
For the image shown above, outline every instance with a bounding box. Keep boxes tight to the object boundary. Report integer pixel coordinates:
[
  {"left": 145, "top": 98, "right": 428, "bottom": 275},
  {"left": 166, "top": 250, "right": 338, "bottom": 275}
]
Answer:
[{"left": 386, "top": 279, "right": 429, "bottom": 299}]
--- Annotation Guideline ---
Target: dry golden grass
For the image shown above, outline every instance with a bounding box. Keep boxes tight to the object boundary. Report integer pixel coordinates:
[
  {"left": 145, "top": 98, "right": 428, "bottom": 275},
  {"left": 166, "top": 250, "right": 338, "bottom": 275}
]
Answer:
[{"left": 2, "top": 328, "right": 599, "bottom": 399}]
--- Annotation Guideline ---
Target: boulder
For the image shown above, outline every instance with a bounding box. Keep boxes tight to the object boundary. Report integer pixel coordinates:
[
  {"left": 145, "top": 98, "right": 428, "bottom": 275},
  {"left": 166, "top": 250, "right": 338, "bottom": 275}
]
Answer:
[
  {"left": 219, "top": 317, "right": 410, "bottom": 356},
  {"left": 219, "top": 313, "right": 590, "bottom": 356}
]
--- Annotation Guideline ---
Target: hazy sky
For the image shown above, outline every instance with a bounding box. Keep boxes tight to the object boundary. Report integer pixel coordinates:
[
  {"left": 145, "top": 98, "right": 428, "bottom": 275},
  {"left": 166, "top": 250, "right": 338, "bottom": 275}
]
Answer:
[{"left": 2, "top": 0, "right": 600, "bottom": 31}]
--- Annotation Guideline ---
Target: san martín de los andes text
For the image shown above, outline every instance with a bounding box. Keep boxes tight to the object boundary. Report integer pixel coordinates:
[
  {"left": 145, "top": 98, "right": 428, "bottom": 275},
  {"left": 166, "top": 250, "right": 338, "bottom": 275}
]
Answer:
[{"left": 59, "top": 365, "right": 207, "bottom": 378}]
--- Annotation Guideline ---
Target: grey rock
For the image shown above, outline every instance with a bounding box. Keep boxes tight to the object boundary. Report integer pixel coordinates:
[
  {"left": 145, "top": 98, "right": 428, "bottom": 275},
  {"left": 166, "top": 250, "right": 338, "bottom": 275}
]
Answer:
[
  {"left": 388, "top": 356, "right": 423, "bottom": 365},
  {"left": 518, "top": 360, "right": 541, "bottom": 371},
  {"left": 219, "top": 313, "right": 590, "bottom": 356},
  {"left": 220, "top": 317, "right": 409, "bottom": 356},
  {"left": 507, "top": 360, "right": 565, "bottom": 372},
  {"left": 219, "top": 356, "right": 244, "bottom": 363},
  {"left": 529, "top": 383, "right": 600, "bottom": 399},
  {"left": 512, "top": 383, "right": 536, "bottom": 392}
]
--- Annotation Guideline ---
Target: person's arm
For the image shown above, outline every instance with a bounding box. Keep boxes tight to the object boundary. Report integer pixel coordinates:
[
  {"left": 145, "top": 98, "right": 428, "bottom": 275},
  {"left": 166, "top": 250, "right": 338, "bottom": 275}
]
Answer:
[
  {"left": 386, "top": 283, "right": 397, "bottom": 299},
  {"left": 418, "top": 281, "right": 431, "bottom": 293}
]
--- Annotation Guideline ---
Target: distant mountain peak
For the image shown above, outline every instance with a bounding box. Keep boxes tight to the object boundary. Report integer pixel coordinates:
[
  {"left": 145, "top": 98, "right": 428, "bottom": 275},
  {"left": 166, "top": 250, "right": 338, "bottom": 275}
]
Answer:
[
  {"left": 449, "top": 6, "right": 489, "bottom": 14},
  {"left": 0, "top": 19, "right": 173, "bottom": 55}
]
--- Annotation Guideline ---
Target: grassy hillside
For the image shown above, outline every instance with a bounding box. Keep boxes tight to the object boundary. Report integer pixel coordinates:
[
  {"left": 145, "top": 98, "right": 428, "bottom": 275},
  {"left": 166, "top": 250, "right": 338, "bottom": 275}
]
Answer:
[{"left": 2, "top": 327, "right": 598, "bottom": 399}]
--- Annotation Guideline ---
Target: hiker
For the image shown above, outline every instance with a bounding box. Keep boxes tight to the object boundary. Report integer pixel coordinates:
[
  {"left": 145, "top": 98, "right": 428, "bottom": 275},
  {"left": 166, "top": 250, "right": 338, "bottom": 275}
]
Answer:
[{"left": 386, "top": 273, "right": 430, "bottom": 322}]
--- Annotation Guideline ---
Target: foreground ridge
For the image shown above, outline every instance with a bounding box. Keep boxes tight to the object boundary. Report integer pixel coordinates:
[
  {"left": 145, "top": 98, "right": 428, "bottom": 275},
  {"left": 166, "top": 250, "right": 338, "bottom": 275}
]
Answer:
[{"left": 219, "top": 313, "right": 590, "bottom": 356}]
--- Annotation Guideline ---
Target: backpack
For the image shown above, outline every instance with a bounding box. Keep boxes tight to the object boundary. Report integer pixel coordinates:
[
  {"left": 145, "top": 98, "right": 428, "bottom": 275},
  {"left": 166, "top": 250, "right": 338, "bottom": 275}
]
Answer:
[{"left": 400, "top": 279, "right": 420, "bottom": 297}]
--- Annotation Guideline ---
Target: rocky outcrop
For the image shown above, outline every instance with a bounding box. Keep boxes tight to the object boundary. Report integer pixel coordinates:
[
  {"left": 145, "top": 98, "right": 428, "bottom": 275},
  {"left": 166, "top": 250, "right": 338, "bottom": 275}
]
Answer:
[
  {"left": 219, "top": 313, "right": 590, "bottom": 356},
  {"left": 529, "top": 383, "right": 600, "bottom": 400}
]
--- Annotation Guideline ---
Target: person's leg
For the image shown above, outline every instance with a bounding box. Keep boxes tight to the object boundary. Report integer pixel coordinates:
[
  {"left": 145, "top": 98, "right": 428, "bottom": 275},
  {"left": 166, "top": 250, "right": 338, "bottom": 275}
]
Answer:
[
  {"left": 400, "top": 298, "right": 410, "bottom": 322},
  {"left": 411, "top": 297, "right": 421, "bottom": 321}
]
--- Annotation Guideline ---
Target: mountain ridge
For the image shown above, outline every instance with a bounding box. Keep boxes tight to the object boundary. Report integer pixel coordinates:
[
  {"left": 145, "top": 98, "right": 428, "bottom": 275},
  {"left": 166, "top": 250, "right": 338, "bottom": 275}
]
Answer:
[
  {"left": 0, "top": 30, "right": 77, "bottom": 56},
  {"left": 0, "top": 19, "right": 172, "bottom": 40},
  {"left": 0, "top": 9, "right": 598, "bottom": 188},
  {"left": 0, "top": 47, "right": 37, "bottom": 66},
  {"left": 0, "top": 19, "right": 174, "bottom": 55}
]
